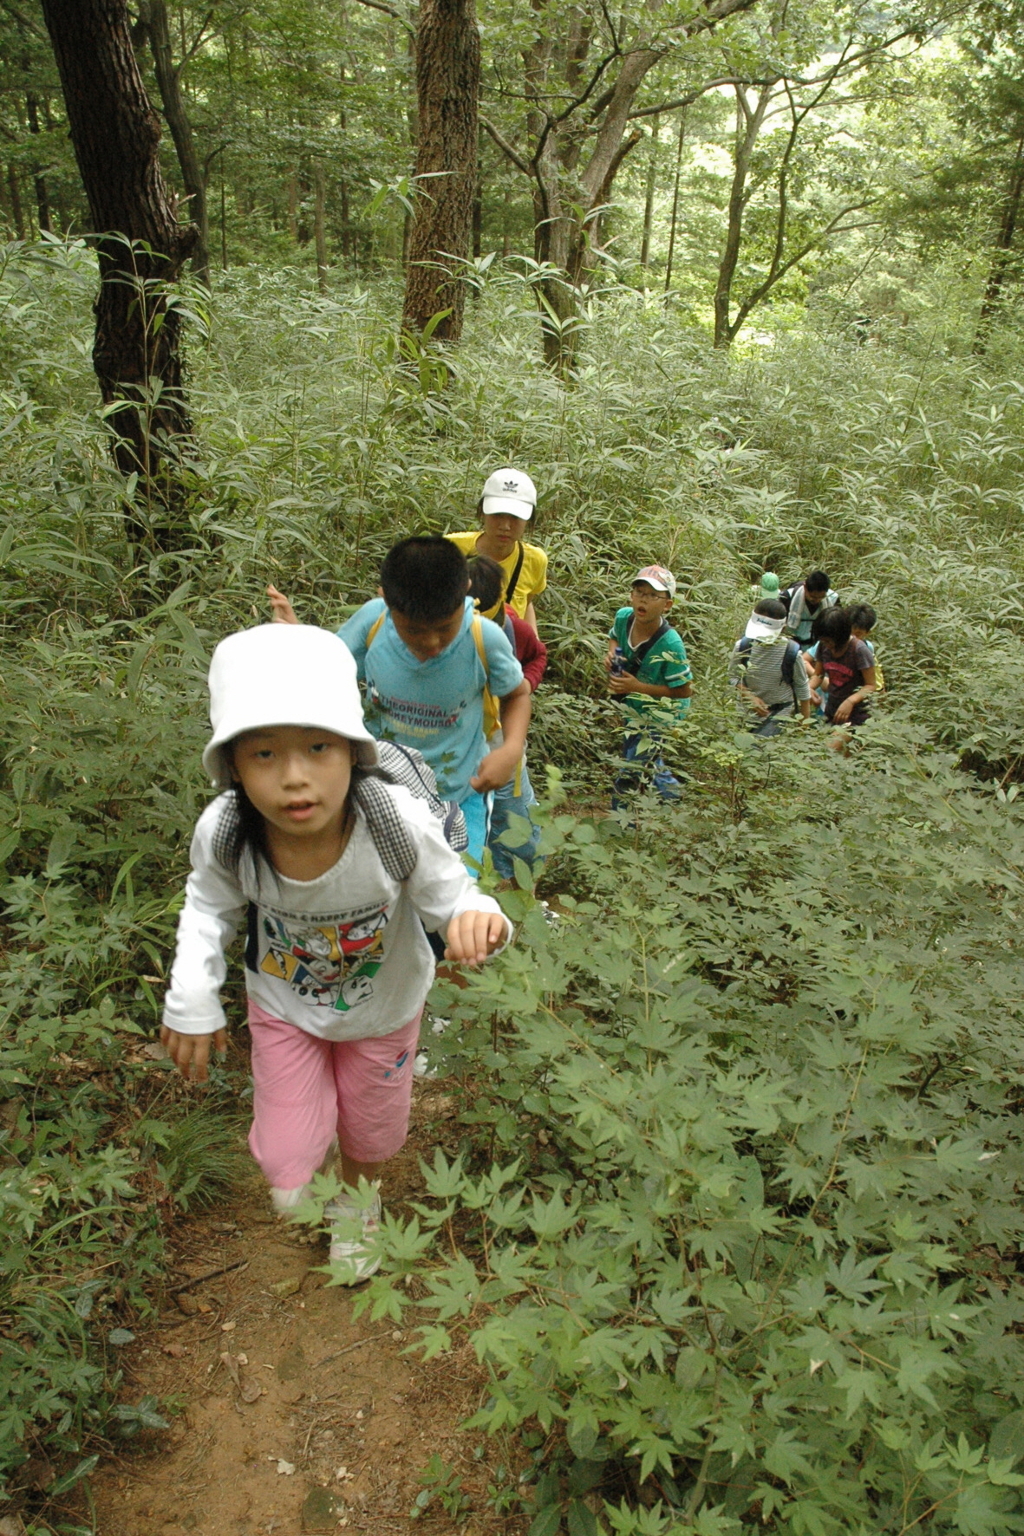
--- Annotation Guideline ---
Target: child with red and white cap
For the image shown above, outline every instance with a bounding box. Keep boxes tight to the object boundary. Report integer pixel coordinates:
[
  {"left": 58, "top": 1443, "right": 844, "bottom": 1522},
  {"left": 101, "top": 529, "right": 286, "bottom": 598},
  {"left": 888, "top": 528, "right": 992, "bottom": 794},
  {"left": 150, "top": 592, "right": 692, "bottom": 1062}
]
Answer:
[{"left": 606, "top": 566, "right": 693, "bottom": 806}]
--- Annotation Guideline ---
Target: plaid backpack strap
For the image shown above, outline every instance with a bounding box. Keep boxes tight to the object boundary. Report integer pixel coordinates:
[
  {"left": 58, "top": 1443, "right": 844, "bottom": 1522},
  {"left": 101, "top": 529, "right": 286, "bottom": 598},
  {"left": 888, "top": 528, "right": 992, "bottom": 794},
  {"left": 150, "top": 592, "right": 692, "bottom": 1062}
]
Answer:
[
  {"left": 374, "top": 741, "right": 470, "bottom": 854},
  {"left": 211, "top": 795, "right": 241, "bottom": 870},
  {"left": 351, "top": 774, "right": 417, "bottom": 883}
]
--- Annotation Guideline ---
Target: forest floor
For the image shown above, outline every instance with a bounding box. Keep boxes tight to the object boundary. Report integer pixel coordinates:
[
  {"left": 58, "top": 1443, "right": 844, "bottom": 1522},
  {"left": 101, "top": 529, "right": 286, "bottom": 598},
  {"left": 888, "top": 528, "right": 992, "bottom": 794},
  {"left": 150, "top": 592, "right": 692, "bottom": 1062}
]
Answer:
[{"left": 89, "top": 1080, "right": 525, "bottom": 1536}]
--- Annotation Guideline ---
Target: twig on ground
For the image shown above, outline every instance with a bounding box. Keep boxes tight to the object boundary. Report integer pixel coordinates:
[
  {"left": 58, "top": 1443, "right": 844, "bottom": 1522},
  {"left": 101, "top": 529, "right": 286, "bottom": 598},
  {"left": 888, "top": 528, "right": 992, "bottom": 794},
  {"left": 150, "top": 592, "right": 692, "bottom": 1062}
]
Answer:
[
  {"left": 168, "top": 1258, "right": 250, "bottom": 1295},
  {"left": 313, "top": 1333, "right": 392, "bottom": 1369}
]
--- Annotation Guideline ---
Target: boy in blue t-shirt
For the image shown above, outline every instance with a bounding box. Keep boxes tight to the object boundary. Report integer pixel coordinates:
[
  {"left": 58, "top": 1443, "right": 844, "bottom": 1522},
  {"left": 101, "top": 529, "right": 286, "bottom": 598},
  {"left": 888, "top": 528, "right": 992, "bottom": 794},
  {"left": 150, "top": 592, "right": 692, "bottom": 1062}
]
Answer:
[
  {"left": 606, "top": 565, "right": 693, "bottom": 806},
  {"left": 268, "top": 538, "right": 529, "bottom": 866}
]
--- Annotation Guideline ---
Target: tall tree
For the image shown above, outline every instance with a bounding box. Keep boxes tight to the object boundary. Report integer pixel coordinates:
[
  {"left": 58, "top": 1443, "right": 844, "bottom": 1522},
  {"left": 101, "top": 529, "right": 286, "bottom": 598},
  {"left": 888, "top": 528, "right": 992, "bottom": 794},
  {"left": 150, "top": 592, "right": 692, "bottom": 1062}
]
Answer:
[
  {"left": 39, "top": 0, "right": 197, "bottom": 537},
  {"left": 704, "top": 0, "right": 943, "bottom": 346},
  {"left": 401, "top": 0, "right": 480, "bottom": 342},
  {"left": 481, "top": 0, "right": 760, "bottom": 370}
]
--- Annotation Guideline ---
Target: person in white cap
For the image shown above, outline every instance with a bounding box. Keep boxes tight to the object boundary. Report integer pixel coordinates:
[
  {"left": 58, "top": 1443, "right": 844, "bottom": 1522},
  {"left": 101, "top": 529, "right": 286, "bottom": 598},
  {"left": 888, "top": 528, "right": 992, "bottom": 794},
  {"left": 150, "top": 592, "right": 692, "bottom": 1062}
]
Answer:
[
  {"left": 447, "top": 467, "right": 548, "bottom": 634},
  {"left": 606, "top": 566, "right": 693, "bottom": 806},
  {"left": 729, "top": 598, "right": 811, "bottom": 737},
  {"left": 160, "top": 623, "right": 511, "bottom": 1283}
]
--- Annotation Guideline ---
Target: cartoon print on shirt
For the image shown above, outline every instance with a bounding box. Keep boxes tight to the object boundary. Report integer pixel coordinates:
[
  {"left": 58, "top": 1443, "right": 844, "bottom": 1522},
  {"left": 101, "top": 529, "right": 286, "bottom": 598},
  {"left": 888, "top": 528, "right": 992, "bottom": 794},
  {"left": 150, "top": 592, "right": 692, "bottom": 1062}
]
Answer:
[{"left": 253, "top": 907, "right": 388, "bottom": 1008}]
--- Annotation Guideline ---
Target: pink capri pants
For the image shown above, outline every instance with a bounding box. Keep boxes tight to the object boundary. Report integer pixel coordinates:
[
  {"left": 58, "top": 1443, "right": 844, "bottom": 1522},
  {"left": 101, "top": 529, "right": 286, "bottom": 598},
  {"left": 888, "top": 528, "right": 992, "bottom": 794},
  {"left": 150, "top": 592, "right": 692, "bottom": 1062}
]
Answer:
[{"left": 246, "top": 1002, "right": 422, "bottom": 1190}]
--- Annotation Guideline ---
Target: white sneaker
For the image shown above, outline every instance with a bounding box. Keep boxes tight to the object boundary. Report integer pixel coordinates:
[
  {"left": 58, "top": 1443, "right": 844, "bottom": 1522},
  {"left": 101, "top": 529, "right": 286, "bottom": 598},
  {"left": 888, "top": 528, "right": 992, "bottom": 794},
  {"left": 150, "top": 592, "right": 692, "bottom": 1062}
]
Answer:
[{"left": 325, "top": 1190, "right": 382, "bottom": 1283}]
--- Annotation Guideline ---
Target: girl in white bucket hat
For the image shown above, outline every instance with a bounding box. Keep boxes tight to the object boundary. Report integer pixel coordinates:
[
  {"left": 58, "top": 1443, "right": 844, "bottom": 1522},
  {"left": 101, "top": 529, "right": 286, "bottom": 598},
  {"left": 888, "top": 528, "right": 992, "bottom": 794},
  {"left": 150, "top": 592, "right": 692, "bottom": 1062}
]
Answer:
[{"left": 161, "top": 623, "right": 511, "bottom": 1282}]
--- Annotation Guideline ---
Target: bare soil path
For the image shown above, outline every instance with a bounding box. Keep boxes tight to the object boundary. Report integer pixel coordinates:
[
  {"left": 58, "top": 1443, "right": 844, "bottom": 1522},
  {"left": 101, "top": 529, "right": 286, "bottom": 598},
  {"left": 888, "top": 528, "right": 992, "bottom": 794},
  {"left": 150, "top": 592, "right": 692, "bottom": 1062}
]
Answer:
[{"left": 91, "top": 1083, "right": 523, "bottom": 1536}]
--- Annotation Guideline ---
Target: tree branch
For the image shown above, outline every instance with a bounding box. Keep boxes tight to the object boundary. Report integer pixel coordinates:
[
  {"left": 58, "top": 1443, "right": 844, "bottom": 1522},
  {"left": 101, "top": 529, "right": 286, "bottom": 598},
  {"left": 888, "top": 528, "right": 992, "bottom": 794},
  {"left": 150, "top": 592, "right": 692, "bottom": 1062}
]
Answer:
[
  {"left": 480, "top": 114, "right": 532, "bottom": 178},
  {"left": 173, "top": 8, "right": 215, "bottom": 78},
  {"left": 0, "top": 0, "right": 45, "bottom": 36},
  {"left": 354, "top": 0, "right": 415, "bottom": 38},
  {"left": 730, "top": 199, "right": 880, "bottom": 337},
  {"left": 629, "top": 77, "right": 772, "bottom": 119},
  {"left": 553, "top": 48, "right": 620, "bottom": 126}
]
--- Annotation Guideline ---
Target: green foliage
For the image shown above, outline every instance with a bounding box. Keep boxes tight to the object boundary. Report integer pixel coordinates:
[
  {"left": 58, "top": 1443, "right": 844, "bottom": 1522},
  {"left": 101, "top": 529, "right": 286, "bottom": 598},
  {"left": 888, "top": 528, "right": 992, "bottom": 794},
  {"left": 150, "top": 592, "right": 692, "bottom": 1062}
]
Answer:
[
  {"left": 357, "top": 728, "right": 1024, "bottom": 1533},
  {"left": 8, "top": 236, "right": 1024, "bottom": 1531},
  {"left": 410, "top": 1453, "right": 473, "bottom": 1522}
]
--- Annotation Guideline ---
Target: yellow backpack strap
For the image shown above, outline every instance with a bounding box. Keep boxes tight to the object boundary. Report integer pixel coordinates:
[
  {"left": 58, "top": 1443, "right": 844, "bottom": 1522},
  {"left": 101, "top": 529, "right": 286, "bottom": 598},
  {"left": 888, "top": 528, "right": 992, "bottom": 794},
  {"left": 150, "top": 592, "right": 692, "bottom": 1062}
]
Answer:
[
  {"left": 366, "top": 612, "right": 385, "bottom": 648},
  {"left": 472, "top": 615, "right": 501, "bottom": 741}
]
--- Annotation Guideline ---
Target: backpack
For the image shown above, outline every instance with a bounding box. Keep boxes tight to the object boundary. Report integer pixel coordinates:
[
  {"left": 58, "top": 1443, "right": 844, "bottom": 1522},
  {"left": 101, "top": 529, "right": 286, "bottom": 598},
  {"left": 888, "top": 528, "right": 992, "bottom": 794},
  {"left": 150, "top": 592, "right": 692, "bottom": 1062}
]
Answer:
[
  {"left": 211, "top": 739, "right": 468, "bottom": 888},
  {"left": 735, "top": 636, "right": 801, "bottom": 703},
  {"left": 366, "top": 607, "right": 501, "bottom": 746},
  {"left": 353, "top": 740, "right": 469, "bottom": 880}
]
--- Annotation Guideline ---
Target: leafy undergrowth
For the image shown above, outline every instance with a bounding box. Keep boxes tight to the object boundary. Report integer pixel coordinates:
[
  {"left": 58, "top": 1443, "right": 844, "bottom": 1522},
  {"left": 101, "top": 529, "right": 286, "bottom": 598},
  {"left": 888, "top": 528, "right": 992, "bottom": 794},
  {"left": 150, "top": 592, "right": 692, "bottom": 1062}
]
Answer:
[
  {"left": 353, "top": 724, "right": 1024, "bottom": 1536},
  {"left": 6, "top": 243, "right": 1024, "bottom": 1532}
]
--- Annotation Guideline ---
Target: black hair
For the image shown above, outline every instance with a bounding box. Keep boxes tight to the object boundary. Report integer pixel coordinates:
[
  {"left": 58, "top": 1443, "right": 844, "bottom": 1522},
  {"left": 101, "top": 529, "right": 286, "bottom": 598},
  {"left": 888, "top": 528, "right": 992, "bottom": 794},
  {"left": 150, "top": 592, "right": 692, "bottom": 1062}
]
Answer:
[
  {"left": 809, "top": 607, "right": 830, "bottom": 642},
  {"left": 816, "top": 606, "right": 853, "bottom": 649},
  {"left": 466, "top": 554, "right": 505, "bottom": 615},
  {"left": 216, "top": 750, "right": 274, "bottom": 886},
  {"left": 806, "top": 570, "right": 831, "bottom": 594},
  {"left": 754, "top": 598, "right": 786, "bottom": 620},
  {"left": 848, "top": 603, "right": 876, "bottom": 632},
  {"left": 380, "top": 536, "right": 469, "bottom": 622}
]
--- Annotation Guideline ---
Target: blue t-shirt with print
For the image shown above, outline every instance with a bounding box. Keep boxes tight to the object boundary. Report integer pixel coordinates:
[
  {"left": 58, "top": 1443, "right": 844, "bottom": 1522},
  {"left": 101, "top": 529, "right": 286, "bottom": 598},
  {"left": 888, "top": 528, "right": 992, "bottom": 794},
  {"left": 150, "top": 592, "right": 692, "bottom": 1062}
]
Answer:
[
  {"left": 609, "top": 607, "right": 693, "bottom": 727},
  {"left": 338, "top": 598, "right": 524, "bottom": 803}
]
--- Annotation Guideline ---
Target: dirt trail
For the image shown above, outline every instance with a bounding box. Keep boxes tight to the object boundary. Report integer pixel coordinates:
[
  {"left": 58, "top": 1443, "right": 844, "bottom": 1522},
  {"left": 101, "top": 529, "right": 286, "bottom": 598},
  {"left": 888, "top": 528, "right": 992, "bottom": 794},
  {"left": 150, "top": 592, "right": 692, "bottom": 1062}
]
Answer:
[{"left": 92, "top": 1083, "right": 522, "bottom": 1536}]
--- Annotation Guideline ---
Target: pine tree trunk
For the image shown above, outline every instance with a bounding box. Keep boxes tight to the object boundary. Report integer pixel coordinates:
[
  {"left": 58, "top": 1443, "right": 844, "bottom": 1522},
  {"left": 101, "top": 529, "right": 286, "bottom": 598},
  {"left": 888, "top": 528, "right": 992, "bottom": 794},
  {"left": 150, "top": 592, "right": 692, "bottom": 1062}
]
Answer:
[
  {"left": 401, "top": 0, "right": 480, "bottom": 343},
  {"left": 40, "top": 0, "right": 198, "bottom": 544}
]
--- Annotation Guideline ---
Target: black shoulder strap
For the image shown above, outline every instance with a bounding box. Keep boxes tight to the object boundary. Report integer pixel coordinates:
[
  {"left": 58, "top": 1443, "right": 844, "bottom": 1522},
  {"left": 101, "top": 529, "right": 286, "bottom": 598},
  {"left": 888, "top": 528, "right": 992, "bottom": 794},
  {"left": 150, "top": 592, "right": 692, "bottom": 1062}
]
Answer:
[
  {"left": 624, "top": 618, "right": 670, "bottom": 676},
  {"left": 504, "top": 542, "right": 526, "bottom": 606}
]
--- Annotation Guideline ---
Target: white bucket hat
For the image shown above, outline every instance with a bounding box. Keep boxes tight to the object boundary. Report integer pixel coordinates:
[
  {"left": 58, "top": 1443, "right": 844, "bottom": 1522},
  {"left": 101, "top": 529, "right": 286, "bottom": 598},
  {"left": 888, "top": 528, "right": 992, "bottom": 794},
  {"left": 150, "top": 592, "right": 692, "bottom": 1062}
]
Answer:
[
  {"left": 202, "top": 624, "right": 379, "bottom": 788},
  {"left": 481, "top": 467, "right": 537, "bottom": 520}
]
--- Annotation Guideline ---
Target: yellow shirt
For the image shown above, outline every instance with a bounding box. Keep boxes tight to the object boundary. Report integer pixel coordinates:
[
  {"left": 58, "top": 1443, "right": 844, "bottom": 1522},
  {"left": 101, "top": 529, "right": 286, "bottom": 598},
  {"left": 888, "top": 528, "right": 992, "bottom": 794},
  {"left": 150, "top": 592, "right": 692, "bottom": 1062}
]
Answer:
[{"left": 447, "top": 531, "right": 548, "bottom": 621}]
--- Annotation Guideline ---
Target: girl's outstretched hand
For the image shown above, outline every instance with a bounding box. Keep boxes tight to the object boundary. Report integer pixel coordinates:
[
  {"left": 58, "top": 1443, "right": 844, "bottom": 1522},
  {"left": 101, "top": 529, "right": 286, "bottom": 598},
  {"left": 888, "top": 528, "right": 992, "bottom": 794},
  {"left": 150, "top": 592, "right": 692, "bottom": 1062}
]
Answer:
[
  {"left": 267, "top": 585, "right": 299, "bottom": 624},
  {"left": 160, "top": 1025, "right": 228, "bottom": 1082},
  {"left": 444, "top": 910, "right": 508, "bottom": 966}
]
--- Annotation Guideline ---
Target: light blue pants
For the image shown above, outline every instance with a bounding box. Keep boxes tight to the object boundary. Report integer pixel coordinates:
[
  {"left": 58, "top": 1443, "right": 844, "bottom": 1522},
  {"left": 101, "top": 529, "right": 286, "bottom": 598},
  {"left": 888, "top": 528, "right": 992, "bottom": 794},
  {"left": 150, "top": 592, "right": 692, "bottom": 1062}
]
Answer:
[
  {"left": 488, "top": 757, "right": 542, "bottom": 880},
  {"left": 458, "top": 789, "right": 492, "bottom": 870}
]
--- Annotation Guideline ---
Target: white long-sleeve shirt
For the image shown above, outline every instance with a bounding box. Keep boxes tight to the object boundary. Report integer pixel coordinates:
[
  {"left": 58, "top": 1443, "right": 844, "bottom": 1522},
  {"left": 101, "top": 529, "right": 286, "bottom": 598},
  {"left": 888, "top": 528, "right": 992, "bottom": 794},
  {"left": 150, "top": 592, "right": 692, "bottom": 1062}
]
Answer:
[{"left": 163, "top": 787, "right": 510, "bottom": 1041}]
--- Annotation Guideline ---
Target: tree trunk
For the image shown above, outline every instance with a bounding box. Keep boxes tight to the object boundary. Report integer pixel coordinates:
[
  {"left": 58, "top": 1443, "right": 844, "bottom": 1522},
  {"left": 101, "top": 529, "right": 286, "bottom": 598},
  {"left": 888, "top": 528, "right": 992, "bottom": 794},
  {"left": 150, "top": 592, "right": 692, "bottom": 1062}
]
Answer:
[
  {"left": 137, "top": 0, "right": 210, "bottom": 282},
  {"left": 7, "top": 164, "right": 25, "bottom": 238},
  {"left": 713, "top": 85, "right": 768, "bottom": 347},
  {"left": 40, "top": 0, "right": 198, "bottom": 543},
  {"left": 313, "top": 159, "right": 328, "bottom": 292},
  {"left": 640, "top": 117, "right": 659, "bottom": 268},
  {"left": 339, "top": 177, "right": 351, "bottom": 260},
  {"left": 664, "top": 109, "right": 687, "bottom": 292},
  {"left": 975, "top": 124, "right": 1024, "bottom": 350},
  {"left": 287, "top": 169, "right": 299, "bottom": 243},
  {"left": 26, "top": 92, "right": 52, "bottom": 233},
  {"left": 401, "top": 0, "right": 480, "bottom": 343}
]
